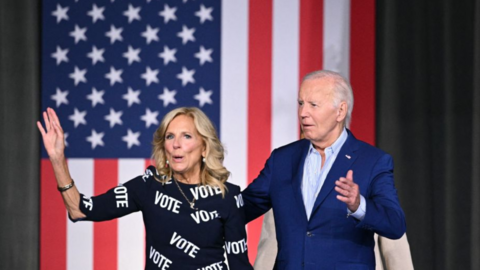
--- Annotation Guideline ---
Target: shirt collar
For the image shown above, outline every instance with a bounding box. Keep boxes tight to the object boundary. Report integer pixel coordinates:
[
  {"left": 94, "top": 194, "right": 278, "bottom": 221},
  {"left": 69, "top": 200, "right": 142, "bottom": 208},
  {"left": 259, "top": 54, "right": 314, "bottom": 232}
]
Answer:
[{"left": 308, "top": 128, "right": 348, "bottom": 155}]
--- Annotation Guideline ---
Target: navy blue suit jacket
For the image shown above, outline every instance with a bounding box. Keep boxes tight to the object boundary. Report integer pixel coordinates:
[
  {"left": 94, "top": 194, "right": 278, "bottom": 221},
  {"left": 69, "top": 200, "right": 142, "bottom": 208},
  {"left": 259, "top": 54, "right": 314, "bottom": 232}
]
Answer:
[{"left": 242, "top": 131, "right": 406, "bottom": 270}]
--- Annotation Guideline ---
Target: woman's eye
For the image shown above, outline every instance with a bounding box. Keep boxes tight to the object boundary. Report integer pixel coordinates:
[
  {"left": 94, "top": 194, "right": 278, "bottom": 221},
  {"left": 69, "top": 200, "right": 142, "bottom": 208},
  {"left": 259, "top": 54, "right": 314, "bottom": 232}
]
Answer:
[
  {"left": 184, "top": 134, "right": 192, "bottom": 139},
  {"left": 166, "top": 134, "right": 173, "bottom": 140}
]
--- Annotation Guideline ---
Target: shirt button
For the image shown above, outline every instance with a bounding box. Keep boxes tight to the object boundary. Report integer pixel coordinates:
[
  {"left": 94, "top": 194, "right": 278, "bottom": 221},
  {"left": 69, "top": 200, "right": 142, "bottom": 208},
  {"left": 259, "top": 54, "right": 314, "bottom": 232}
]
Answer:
[{"left": 306, "top": 231, "right": 312, "bottom": 237}]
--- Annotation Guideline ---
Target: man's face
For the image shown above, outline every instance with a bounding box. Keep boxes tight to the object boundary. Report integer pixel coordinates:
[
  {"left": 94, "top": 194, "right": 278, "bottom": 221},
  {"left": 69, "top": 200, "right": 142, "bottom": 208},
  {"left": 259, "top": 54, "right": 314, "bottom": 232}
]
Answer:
[{"left": 298, "top": 78, "right": 344, "bottom": 148}]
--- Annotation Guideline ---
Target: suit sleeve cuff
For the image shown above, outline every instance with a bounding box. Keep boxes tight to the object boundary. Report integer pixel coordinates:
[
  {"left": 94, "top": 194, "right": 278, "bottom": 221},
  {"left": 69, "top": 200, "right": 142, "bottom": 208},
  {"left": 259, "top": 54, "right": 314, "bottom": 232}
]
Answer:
[{"left": 348, "top": 195, "right": 366, "bottom": 220}]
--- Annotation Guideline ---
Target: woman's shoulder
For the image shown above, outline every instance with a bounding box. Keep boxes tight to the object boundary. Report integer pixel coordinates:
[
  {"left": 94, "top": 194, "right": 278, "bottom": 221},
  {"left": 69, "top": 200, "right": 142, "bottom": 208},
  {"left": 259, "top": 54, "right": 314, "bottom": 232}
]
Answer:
[{"left": 224, "top": 182, "right": 241, "bottom": 195}]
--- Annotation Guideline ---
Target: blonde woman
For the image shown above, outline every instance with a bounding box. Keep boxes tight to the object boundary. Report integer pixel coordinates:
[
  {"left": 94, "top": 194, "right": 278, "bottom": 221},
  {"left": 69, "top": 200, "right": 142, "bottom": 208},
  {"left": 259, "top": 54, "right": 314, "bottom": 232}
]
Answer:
[{"left": 38, "top": 107, "right": 252, "bottom": 270}]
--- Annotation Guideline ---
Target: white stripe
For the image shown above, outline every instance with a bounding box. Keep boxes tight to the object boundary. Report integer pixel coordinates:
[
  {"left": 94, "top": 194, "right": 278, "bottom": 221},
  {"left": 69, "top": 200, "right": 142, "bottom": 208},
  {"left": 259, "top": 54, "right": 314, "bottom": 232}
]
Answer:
[
  {"left": 323, "top": 0, "right": 351, "bottom": 79},
  {"left": 67, "top": 159, "right": 94, "bottom": 270},
  {"left": 220, "top": 1, "right": 249, "bottom": 189},
  {"left": 117, "top": 159, "right": 145, "bottom": 270},
  {"left": 272, "top": 0, "right": 300, "bottom": 149}
]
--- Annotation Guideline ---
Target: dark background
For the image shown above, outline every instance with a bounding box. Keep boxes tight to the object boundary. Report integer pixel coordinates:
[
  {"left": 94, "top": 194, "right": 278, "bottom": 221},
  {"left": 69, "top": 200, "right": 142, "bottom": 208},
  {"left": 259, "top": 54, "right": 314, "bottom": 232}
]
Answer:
[{"left": 1, "top": 0, "right": 479, "bottom": 269}]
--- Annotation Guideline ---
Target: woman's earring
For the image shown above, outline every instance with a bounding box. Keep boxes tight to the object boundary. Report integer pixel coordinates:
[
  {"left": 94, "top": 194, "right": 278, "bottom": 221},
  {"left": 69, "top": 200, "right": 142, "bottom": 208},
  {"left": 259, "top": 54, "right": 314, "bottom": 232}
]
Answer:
[
  {"left": 202, "top": 157, "right": 205, "bottom": 163},
  {"left": 166, "top": 160, "right": 169, "bottom": 167}
]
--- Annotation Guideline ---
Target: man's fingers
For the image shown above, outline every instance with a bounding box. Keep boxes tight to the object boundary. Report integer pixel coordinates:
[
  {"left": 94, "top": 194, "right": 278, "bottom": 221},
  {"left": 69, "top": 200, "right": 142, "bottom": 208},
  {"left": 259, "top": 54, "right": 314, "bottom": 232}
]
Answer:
[{"left": 346, "top": 170, "right": 353, "bottom": 181}]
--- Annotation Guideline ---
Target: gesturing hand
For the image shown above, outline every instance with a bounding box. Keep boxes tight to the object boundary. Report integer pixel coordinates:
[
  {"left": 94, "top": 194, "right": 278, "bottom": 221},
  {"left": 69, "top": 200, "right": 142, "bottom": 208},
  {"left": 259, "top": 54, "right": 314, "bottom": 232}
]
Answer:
[
  {"left": 335, "top": 170, "right": 360, "bottom": 212},
  {"left": 36, "top": 108, "right": 66, "bottom": 160}
]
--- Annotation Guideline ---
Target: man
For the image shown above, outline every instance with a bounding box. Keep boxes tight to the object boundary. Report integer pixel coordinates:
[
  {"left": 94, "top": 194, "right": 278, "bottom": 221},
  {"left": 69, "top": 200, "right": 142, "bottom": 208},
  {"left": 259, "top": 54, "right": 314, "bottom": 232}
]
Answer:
[{"left": 242, "top": 70, "right": 406, "bottom": 270}]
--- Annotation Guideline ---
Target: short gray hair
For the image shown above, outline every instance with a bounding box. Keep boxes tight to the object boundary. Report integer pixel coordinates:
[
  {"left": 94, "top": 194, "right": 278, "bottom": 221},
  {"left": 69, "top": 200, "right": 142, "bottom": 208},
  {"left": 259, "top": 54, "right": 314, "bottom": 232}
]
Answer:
[{"left": 302, "top": 70, "right": 354, "bottom": 128}]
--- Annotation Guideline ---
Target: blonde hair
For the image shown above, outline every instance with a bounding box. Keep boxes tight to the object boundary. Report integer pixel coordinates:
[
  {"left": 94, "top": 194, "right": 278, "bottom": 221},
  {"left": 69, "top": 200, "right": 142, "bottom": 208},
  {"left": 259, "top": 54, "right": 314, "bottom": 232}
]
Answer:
[{"left": 152, "top": 107, "right": 230, "bottom": 196}]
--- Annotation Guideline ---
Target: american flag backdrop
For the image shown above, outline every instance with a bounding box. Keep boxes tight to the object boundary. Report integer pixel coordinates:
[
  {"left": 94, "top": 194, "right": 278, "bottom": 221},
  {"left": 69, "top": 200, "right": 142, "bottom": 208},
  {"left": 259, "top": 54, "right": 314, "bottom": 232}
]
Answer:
[{"left": 40, "top": 0, "right": 375, "bottom": 269}]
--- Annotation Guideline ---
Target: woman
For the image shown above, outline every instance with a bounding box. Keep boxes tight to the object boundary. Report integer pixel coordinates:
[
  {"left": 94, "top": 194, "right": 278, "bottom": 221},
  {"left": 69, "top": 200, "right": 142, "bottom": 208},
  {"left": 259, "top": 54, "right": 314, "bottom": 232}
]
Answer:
[{"left": 37, "top": 107, "right": 252, "bottom": 270}]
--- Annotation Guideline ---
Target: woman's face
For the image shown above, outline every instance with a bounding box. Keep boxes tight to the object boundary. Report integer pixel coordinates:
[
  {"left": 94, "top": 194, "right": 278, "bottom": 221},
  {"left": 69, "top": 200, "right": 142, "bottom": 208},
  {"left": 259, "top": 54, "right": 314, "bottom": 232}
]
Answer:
[{"left": 164, "top": 115, "right": 205, "bottom": 181}]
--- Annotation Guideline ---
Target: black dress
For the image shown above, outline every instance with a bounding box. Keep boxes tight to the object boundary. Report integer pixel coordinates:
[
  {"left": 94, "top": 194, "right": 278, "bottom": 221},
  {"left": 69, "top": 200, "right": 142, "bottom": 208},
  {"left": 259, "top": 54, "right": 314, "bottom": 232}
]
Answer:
[{"left": 74, "top": 166, "right": 253, "bottom": 270}]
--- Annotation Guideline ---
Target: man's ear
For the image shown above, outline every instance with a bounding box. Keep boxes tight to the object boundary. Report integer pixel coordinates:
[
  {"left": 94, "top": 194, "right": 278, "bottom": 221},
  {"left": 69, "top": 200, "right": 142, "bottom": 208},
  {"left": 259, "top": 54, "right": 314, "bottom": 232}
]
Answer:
[{"left": 337, "top": 101, "right": 347, "bottom": 122}]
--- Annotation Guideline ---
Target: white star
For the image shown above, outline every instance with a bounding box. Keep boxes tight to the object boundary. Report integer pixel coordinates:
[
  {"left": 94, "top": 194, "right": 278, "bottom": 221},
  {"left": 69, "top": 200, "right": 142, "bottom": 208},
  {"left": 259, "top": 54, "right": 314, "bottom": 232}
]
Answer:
[
  {"left": 122, "top": 46, "right": 141, "bottom": 65},
  {"left": 105, "top": 66, "right": 123, "bottom": 86},
  {"left": 194, "top": 87, "right": 213, "bottom": 107},
  {"left": 177, "top": 25, "right": 195, "bottom": 45},
  {"left": 68, "top": 108, "right": 87, "bottom": 128},
  {"left": 141, "top": 25, "right": 159, "bottom": 44},
  {"left": 86, "top": 46, "right": 105, "bottom": 65},
  {"left": 52, "top": 4, "right": 69, "bottom": 23},
  {"left": 69, "top": 25, "right": 87, "bottom": 44},
  {"left": 158, "top": 87, "right": 177, "bottom": 107},
  {"left": 51, "top": 88, "right": 69, "bottom": 107},
  {"left": 69, "top": 66, "right": 87, "bottom": 86},
  {"left": 158, "top": 46, "right": 177, "bottom": 65},
  {"left": 141, "top": 66, "right": 159, "bottom": 86},
  {"left": 51, "top": 46, "right": 69, "bottom": 65},
  {"left": 105, "top": 25, "right": 123, "bottom": 44},
  {"left": 64, "top": 132, "right": 69, "bottom": 147},
  {"left": 86, "top": 87, "right": 105, "bottom": 107},
  {"left": 195, "top": 4, "right": 213, "bottom": 24},
  {"left": 176, "top": 67, "right": 195, "bottom": 86},
  {"left": 122, "top": 129, "right": 141, "bottom": 149},
  {"left": 194, "top": 46, "right": 213, "bottom": 65},
  {"left": 122, "top": 87, "right": 141, "bottom": 107},
  {"left": 159, "top": 4, "right": 177, "bottom": 24},
  {"left": 140, "top": 108, "right": 159, "bottom": 128},
  {"left": 86, "top": 129, "right": 105, "bottom": 149},
  {"left": 87, "top": 4, "right": 105, "bottom": 23},
  {"left": 104, "top": 108, "right": 123, "bottom": 128},
  {"left": 123, "top": 4, "right": 141, "bottom": 23}
]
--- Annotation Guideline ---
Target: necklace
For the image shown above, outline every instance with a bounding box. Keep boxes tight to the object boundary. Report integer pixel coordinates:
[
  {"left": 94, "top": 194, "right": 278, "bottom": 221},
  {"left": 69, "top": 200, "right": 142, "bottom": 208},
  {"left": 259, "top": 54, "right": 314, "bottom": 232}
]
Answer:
[{"left": 173, "top": 178, "right": 198, "bottom": 210}]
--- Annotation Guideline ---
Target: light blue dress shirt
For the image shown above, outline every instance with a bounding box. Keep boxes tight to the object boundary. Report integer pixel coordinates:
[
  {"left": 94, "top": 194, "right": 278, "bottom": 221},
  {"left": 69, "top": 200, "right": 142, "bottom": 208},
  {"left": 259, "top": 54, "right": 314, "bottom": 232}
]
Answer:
[{"left": 301, "top": 128, "right": 366, "bottom": 220}]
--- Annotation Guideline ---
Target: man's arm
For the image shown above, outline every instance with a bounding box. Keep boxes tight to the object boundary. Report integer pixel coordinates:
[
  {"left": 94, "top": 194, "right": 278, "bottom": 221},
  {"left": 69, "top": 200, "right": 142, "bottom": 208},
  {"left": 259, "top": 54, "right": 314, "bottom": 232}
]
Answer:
[{"left": 241, "top": 151, "right": 276, "bottom": 222}]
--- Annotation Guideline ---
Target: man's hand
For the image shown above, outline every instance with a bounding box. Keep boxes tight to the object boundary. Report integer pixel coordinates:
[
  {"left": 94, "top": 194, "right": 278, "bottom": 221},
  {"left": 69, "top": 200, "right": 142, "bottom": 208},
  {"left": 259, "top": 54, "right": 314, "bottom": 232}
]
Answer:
[{"left": 335, "top": 170, "right": 360, "bottom": 212}]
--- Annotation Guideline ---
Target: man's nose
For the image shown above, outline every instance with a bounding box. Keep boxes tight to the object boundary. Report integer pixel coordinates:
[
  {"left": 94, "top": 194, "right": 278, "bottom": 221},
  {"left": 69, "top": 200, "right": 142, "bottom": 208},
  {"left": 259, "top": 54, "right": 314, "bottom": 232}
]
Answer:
[{"left": 299, "top": 106, "right": 308, "bottom": 118}]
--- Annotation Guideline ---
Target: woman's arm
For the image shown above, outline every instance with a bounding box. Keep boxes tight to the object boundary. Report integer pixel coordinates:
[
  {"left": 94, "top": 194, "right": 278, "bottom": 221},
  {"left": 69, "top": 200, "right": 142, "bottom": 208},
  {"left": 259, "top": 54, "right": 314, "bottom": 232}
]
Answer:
[{"left": 37, "top": 108, "right": 85, "bottom": 220}]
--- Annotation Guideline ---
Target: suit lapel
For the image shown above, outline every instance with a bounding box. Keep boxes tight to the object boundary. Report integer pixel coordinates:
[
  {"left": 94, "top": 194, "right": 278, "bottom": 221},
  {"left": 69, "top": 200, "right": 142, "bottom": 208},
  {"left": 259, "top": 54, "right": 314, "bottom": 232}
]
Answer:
[
  {"left": 291, "top": 139, "right": 310, "bottom": 221},
  {"left": 310, "top": 132, "right": 360, "bottom": 217}
]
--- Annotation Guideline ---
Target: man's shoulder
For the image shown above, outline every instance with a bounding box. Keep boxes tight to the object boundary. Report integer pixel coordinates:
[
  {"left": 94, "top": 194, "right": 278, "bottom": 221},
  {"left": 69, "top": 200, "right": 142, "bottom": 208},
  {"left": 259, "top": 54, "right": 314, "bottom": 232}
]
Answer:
[{"left": 348, "top": 134, "right": 390, "bottom": 158}]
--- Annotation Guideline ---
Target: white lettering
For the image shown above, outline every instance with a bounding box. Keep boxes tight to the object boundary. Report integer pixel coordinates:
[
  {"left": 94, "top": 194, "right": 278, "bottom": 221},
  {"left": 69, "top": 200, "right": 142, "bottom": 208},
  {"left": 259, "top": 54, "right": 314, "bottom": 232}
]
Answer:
[
  {"left": 197, "top": 261, "right": 224, "bottom": 270},
  {"left": 149, "top": 246, "right": 172, "bottom": 269},
  {"left": 190, "top": 210, "right": 219, "bottom": 224},
  {"left": 82, "top": 197, "right": 93, "bottom": 211},
  {"left": 234, "top": 194, "right": 244, "bottom": 208},
  {"left": 142, "top": 169, "right": 153, "bottom": 182},
  {"left": 190, "top": 186, "right": 222, "bottom": 200},
  {"left": 114, "top": 186, "right": 129, "bottom": 208},
  {"left": 170, "top": 232, "right": 200, "bottom": 258},
  {"left": 154, "top": 191, "right": 182, "bottom": 214},
  {"left": 225, "top": 238, "right": 247, "bottom": 254}
]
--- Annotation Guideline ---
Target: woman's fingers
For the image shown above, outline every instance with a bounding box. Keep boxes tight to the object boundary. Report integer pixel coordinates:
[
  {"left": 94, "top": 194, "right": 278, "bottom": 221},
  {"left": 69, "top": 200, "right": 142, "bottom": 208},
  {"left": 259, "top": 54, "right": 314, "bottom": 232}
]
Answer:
[
  {"left": 43, "top": 111, "right": 51, "bottom": 132},
  {"left": 36, "top": 121, "right": 46, "bottom": 136},
  {"left": 48, "top": 108, "right": 64, "bottom": 133}
]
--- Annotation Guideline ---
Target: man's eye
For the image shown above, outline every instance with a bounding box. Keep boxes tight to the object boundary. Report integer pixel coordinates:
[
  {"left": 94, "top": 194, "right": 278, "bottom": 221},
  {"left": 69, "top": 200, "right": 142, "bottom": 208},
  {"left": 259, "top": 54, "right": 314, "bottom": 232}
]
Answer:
[{"left": 298, "top": 101, "right": 304, "bottom": 106}]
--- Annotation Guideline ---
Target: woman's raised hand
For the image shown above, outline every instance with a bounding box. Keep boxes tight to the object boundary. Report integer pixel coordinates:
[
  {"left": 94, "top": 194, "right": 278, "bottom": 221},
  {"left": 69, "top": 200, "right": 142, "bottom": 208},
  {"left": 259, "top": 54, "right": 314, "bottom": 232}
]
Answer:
[{"left": 37, "top": 108, "right": 66, "bottom": 160}]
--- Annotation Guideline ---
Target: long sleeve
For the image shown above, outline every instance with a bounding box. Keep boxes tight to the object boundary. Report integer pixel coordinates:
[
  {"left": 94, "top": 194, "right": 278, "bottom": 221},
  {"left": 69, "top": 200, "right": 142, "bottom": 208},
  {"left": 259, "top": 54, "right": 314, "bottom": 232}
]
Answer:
[
  {"left": 224, "top": 186, "right": 253, "bottom": 270},
  {"left": 72, "top": 172, "right": 149, "bottom": 222}
]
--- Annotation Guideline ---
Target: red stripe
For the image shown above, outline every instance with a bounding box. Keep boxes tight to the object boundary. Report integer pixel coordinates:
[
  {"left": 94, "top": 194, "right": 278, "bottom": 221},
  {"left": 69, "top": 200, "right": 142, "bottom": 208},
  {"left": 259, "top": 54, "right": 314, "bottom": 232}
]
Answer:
[
  {"left": 93, "top": 160, "right": 118, "bottom": 270},
  {"left": 247, "top": 0, "right": 273, "bottom": 263},
  {"left": 349, "top": 0, "right": 376, "bottom": 145},
  {"left": 40, "top": 159, "right": 67, "bottom": 270},
  {"left": 299, "top": 0, "right": 324, "bottom": 80}
]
